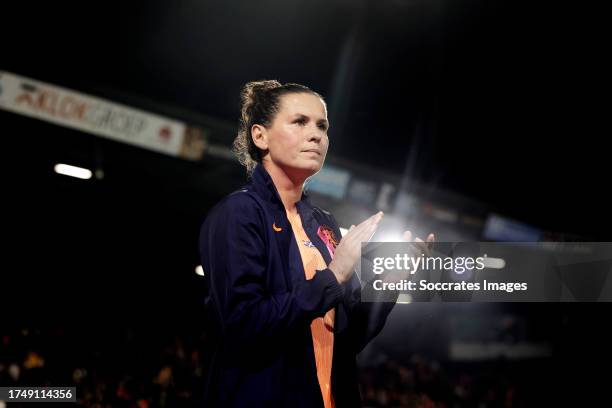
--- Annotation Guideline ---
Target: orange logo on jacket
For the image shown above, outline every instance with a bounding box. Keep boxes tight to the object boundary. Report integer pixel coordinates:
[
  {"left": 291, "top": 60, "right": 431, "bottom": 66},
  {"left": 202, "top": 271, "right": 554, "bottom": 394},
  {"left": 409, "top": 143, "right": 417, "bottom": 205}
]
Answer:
[{"left": 272, "top": 223, "right": 282, "bottom": 232}]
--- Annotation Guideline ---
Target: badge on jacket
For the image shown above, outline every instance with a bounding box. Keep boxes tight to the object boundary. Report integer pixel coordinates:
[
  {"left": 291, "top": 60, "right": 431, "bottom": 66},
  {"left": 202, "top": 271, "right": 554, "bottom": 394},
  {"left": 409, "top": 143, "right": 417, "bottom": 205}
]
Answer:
[{"left": 317, "top": 225, "right": 339, "bottom": 256}]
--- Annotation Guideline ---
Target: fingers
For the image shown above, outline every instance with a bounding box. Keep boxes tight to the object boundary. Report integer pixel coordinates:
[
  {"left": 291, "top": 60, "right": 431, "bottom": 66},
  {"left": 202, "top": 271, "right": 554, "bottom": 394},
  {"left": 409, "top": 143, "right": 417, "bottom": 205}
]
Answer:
[
  {"left": 427, "top": 233, "right": 435, "bottom": 252},
  {"left": 364, "top": 211, "right": 383, "bottom": 225},
  {"left": 333, "top": 213, "right": 385, "bottom": 279},
  {"left": 346, "top": 211, "right": 383, "bottom": 243},
  {"left": 365, "top": 211, "right": 383, "bottom": 229},
  {"left": 403, "top": 230, "right": 436, "bottom": 255},
  {"left": 363, "top": 211, "right": 383, "bottom": 242},
  {"left": 413, "top": 238, "right": 430, "bottom": 257},
  {"left": 345, "top": 215, "right": 438, "bottom": 250}
]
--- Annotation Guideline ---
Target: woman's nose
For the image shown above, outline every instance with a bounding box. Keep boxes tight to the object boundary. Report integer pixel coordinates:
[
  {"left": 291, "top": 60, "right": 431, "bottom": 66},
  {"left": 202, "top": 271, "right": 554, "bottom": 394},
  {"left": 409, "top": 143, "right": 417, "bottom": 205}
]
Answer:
[{"left": 309, "top": 127, "right": 323, "bottom": 141}]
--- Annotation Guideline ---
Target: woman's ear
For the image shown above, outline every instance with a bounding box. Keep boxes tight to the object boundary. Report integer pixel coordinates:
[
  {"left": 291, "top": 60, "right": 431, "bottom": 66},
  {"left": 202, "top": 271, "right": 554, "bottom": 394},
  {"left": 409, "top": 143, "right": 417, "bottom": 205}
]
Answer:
[{"left": 251, "top": 124, "right": 268, "bottom": 151}]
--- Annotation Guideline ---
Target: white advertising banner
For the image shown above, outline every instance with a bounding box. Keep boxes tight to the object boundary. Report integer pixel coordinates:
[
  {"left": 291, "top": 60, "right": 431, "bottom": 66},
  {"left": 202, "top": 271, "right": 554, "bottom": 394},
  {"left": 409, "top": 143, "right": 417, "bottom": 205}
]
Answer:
[{"left": 0, "top": 71, "right": 189, "bottom": 157}]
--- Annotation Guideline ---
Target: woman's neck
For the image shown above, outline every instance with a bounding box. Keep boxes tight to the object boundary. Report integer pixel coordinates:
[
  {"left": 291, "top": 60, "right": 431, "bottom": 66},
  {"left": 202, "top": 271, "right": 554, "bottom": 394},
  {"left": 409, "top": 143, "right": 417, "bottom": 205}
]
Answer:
[{"left": 262, "top": 160, "right": 304, "bottom": 215}]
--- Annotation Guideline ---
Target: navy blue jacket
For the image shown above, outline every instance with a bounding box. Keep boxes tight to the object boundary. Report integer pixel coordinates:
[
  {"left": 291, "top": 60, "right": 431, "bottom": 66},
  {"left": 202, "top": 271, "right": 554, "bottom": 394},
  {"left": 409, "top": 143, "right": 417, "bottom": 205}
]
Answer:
[{"left": 199, "top": 164, "right": 398, "bottom": 407}]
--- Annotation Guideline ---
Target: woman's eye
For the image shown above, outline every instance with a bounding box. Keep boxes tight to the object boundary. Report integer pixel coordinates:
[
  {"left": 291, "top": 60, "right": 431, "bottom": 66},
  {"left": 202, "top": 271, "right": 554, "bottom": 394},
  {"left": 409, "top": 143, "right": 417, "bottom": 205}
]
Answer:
[{"left": 294, "top": 118, "right": 306, "bottom": 125}]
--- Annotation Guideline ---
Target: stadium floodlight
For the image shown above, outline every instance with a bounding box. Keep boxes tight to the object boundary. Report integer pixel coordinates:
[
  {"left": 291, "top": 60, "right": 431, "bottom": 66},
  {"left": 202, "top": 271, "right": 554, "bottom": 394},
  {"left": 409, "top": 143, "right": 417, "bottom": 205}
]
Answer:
[{"left": 53, "top": 163, "right": 93, "bottom": 180}]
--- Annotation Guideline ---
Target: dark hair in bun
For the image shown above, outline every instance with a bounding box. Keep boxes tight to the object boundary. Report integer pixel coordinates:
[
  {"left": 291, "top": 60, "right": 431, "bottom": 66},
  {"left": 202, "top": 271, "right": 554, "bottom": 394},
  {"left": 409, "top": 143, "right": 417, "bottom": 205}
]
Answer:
[{"left": 232, "top": 80, "right": 324, "bottom": 176}]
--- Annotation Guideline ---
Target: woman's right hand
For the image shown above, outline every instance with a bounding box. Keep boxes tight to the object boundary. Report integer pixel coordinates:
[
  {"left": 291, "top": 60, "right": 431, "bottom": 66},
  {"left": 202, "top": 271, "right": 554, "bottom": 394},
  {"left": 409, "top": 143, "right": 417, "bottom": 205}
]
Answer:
[{"left": 328, "top": 211, "right": 384, "bottom": 284}]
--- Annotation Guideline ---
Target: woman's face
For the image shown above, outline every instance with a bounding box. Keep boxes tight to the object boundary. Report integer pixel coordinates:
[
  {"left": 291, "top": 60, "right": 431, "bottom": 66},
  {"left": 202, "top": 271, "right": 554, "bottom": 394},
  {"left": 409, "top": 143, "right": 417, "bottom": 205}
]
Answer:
[{"left": 256, "top": 92, "right": 329, "bottom": 180}]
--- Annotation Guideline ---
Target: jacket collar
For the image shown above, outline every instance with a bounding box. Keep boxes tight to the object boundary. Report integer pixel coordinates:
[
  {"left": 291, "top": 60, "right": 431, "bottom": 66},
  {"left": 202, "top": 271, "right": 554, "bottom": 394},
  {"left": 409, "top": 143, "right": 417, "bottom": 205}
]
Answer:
[
  {"left": 250, "top": 163, "right": 311, "bottom": 210},
  {"left": 250, "top": 163, "right": 322, "bottom": 261}
]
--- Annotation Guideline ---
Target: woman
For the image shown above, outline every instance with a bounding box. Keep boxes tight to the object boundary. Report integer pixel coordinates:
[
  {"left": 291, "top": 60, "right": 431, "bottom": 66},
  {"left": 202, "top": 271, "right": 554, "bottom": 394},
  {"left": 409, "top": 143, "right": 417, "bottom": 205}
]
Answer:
[{"left": 199, "top": 80, "right": 433, "bottom": 407}]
